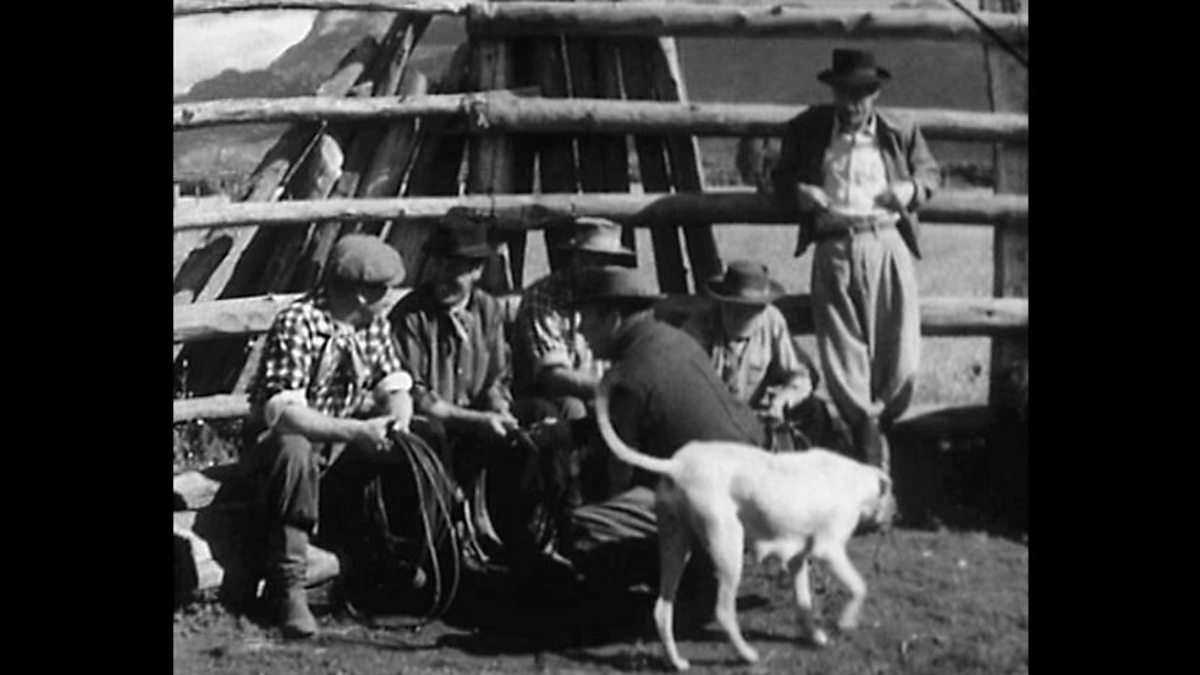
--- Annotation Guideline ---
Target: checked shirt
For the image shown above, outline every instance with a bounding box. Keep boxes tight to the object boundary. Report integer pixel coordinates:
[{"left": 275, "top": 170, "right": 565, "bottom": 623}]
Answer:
[{"left": 248, "top": 289, "right": 405, "bottom": 423}]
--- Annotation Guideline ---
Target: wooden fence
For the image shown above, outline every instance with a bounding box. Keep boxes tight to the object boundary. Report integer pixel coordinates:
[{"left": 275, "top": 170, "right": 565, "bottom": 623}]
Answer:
[{"left": 173, "top": 0, "right": 1028, "bottom": 423}]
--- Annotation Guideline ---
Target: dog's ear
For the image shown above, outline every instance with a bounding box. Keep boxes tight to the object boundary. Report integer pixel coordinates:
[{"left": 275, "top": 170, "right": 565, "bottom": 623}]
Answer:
[{"left": 878, "top": 473, "right": 893, "bottom": 498}]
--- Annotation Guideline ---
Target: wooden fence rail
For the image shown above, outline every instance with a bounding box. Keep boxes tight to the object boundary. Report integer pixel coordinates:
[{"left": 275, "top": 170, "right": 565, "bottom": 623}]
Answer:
[
  {"left": 175, "top": 291, "right": 1027, "bottom": 345},
  {"left": 467, "top": 5, "right": 1028, "bottom": 42},
  {"left": 173, "top": 0, "right": 469, "bottom": 16},
  {"left": 174, "top": 190, "right": 1028, "bottom": 232},
  {"left": 174, "top": 94, "right": 1028, "bottom": 143},
  {"left": 174, "top": 2, "right": 1028, "bottom": 44}
]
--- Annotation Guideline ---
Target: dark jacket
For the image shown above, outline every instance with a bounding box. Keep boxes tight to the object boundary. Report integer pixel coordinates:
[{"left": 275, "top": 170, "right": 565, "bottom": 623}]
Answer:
[
  {"left": 770, "top": 105, "right": 941, "bottom": 259},
  {"left": 606, "top": 314, "right": 765, "bottom": 491},
  {"left": 388, "top": 285, "right": 513, "bottom": 415}
]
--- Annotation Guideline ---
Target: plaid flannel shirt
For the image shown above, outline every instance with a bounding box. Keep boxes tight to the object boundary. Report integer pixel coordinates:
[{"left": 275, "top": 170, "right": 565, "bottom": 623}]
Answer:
[
  {"left": 248, "top": 289, "right": 405, "bottom": 423},
  {"left": 512, "top": 268, "right": 598, "bottom": 394}
]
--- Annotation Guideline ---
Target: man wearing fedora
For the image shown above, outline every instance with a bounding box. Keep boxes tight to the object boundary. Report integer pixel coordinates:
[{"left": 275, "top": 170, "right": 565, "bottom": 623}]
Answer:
[
  {"left": 241, "top": 234, "right": 414, "bottom": 638},
  {"left": 563, "top": 266, "right": 763, "bottom": 597},
  {"left": 681, "top": 260, "right": 852, "bottom": 454},
  {"left": 388, "top": 208, "right": 519, "bottom": 486},
  {"left": 771, "top": 48, "right": 940, "bottom": 473},
  {"left": 511, "top": 217, "right": 638, "bottom": 424}
]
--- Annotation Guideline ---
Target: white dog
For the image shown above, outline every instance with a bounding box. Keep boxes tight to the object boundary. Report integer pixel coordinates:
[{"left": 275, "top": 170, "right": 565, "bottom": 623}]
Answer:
[{"left": 595, "top": 372, "right": 896, "bottom": 671}]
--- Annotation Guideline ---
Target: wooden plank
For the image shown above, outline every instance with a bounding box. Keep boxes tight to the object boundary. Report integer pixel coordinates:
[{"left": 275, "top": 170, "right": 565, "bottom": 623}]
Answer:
[
  {"left": 175, "top": 95, "right": 1028, "bottom": 143},
  {"left": 468, "top": 4, "right": 1030, "bottom": 42},
  {"left": 467, "top": 35, "right": 520, "bottom": 293},
  {"left": 176, "top": 291, "right": 1025, "bottom": 346},
  {"left": 982, "top": 0, "right": 1029, "bottom": 410},
  {"left": 174, "top": 289, "right": 409, "bottom": 344},
  {"left": 175, "top": 190, "right": 1030, "bottom": 232},
  {"left": 174, "top": 0, "right": 469, "bottom": 15},
  {"left": 522, "top": 35, "right": 579, "bottom": 273},
  {"left": 388, "top": 43, "right": 474, "bottom": 286},
  {"left": 652, "top": 36, "right": 722, "bottom": 289},
  {"left": 620, "top": 37, "right": 687, "bottom": 293}
]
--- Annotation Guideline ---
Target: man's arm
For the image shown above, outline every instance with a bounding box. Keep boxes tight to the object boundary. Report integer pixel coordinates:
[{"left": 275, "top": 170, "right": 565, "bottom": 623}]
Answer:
[
  {"left": 770, "top": 116, "right": 828, "bottom": 256},
  {"left": 273, "top": 403, "right": 392, "bottom": 450},
  {"left": 906, "top": 124, "right": 940, "bottom": 210}
]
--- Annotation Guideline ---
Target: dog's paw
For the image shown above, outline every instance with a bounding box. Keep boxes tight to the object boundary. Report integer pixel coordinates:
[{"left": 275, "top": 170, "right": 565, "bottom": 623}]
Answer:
[
  {"left": 669, "top": 657, "right": 691, "bottom": 671},
  {"left": 836, "top": 617, "right": 860, "bottom": 632},
  {"left": 738, "top": 646, "right": 761, "bottom": 663}
]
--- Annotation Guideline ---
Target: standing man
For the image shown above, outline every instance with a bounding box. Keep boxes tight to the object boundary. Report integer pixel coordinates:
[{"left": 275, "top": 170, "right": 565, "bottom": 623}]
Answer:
[
  {"left": 387, "top": 208, "right": 518, "bottom": 486},
  {"left": 243, "top": 234, "right": 413, "bottom": 639},
  {"left": 511, "top": 216, "right": 638, "bottom": 424},
  {"left": 680, "top": 259, "right": 852, "bottom": 454},
  {"left": 770, "top": 48, "right": 940, "bottom": 473},
  {"left": 565, "top": 266, "right": 764, "bottom": 592}
]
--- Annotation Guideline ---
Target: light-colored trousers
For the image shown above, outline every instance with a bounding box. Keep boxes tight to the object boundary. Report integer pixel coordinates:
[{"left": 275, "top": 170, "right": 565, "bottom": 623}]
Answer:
[{"left": 811, "top": 227, "right": 920, "bottom": 430}]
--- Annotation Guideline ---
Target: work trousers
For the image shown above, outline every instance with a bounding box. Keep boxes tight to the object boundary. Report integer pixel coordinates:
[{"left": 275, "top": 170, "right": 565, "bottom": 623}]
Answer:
[{"left": 811, "top": 226, "right": 920, "bottom": 432}]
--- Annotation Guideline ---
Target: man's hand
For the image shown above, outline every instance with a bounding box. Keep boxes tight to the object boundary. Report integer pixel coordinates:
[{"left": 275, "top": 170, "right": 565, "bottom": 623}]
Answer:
[
  {"left": 353, "top": 416, "right": 395, "bottom": 453},
  {"left": 477, "top": 410, "right": 520, "bottom": 439},
  {"left": 876, "top": 180, "right": 917, "bottom": 211},
  {"left": 794, "top": 183, "right": 832, "bottom": 212},
  {"left": 763, "top": 376, "right": 814, "bottom": 419}
]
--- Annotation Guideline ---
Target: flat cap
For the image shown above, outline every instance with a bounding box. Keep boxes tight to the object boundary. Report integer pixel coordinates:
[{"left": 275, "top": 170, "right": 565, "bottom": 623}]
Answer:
[{"left": 329, "top": 234, "right": 406, "bottom": 286}]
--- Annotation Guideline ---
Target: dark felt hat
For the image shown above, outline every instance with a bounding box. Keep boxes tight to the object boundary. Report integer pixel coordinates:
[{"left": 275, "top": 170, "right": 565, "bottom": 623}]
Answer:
[
  {"left": 423, "top": 207, "right": 497, "bottom": 259},
  {"left": 571, "top": 266, "right": 664, "bottom": 310},
  {"left": 555, "top": 217, "right": 636, "bottom": 264},
  {"left": 328, "top": 234, "right": 406, "bottom": 286},
  {"left": 818, "top": 49, "right": 891, "bottom": 88},
  {"left": 704, "top": 260, "right": 784, "bottom": 305}
]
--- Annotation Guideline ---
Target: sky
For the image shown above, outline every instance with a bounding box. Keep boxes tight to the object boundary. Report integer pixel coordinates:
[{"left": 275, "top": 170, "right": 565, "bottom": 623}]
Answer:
[{"left": 173, "top": 10, "right": 316, "bottom": 95}]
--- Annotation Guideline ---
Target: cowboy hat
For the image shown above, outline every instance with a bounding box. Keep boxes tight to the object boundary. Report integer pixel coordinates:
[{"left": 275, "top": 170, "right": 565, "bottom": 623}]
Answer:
[
  {"left": 422, "top": 207, "right": 498, "bottom": 259},
  {"left": 570, "top": 266, "right": 664, "bottom": 310},
  {"left": 817, "top": 49, "right": 891, "bottom": 89},
  {"left": 555, "top": 217, "right": 636, "bottom": 265},
  {"left": 703, "top": 260, "right": 784, "bottom": 305}
]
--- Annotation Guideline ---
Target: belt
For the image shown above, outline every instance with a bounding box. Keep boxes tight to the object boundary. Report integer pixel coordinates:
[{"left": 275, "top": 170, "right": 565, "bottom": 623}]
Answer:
[{"left": 814, "top": 215, "right": 898, "bottom": 242}]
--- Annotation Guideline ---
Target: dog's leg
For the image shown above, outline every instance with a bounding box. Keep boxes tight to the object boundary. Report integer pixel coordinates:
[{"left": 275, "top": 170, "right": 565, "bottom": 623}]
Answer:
[
  {"left": 786, "top": 554, "right": 828, "bottom": 647},
  {"left": 654, "top": 511, "right": 693, "bottom": 672},
  {"left": 706, "top": 514, "right": 759, "bottom": 664},
  {"left": 823, "top": 546, "right": 868, "bottom": 631}
]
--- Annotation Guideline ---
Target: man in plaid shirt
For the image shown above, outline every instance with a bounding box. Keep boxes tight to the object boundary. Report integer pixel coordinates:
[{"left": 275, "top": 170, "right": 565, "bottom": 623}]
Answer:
[
  {"left": 511, "top": 217, "right": 636, "bottom": 425},
  {"left": 244, "top": 234, "right": 412, "bottom": 639}
]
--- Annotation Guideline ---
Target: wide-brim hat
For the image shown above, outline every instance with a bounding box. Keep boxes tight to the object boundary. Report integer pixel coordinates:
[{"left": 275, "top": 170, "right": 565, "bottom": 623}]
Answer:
[
  {"left": 554, "top": 216, "right": 636, "bottom": 265},
  {"left": 329, "top": 234, "right": 406, "bottom": 286},
  {"left": 704, "top": 260, "right": 784, "bottom": 305},
  {"left": 570, "top": 266, "right": 664, "bottom": 310},
  {"left": 423, "top": 207, "right": 498, "bottom": 259},
  {"left": 817, "top": 48, "right": 891, "bottom": 88}
]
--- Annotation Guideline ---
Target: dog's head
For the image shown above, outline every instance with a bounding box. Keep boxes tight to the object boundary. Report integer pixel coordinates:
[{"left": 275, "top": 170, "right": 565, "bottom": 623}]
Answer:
[{"left": 858, "top": 471, "right": 898, "bottom": 533}]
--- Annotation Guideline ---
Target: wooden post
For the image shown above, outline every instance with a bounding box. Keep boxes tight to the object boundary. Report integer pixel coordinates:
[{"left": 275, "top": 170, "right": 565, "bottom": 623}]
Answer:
[
  {"left": 467, "top": 35, "right": 519, "bottom": 293},
  {"left": 982, "top": 0, "right": 1028, "bottom": 527},
  {"left": 982, "top": 0, "right": 1028, "bottom": 407},
  {"left": 654, "top": 36, "right": 722, "bottom": 288},
  {"left": 620, "top": 37, "right": 687, "bottom": 293},
  {"left": 568, "top": 38, "right": 635, "bottom": 252},
  {"left": 527, "top": 35, "right": 580, "bottom": 273},
  {"left": 388, "top": 43, "right": 473, "bottom": 286}
]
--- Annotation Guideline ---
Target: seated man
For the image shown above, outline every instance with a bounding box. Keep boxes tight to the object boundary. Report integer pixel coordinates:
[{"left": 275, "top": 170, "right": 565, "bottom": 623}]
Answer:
[
  {"left": 565, "top": 266, "right": 765, "bottom": 595},
  {"left": 511, "top": 216, "right": 637, "bottom": 426},
  {"left": 680, "top": 260, "right": 853, "bottom": 454},
  {"left": 241, "top": 234, "right": 413, "bottom": 639},
  {"left": 387, "top": 208, "right": 518, "bottom": 487}
]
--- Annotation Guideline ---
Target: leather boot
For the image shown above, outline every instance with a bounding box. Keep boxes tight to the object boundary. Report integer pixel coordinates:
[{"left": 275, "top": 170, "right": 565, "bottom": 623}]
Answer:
[{"left": 269, "top": 524, "right": 318, "bottom": 639}]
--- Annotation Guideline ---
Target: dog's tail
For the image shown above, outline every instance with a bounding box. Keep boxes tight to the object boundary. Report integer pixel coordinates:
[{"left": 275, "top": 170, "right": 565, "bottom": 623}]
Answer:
[{"left": 595, "top": 370, "right": 678, "bottom": 477}]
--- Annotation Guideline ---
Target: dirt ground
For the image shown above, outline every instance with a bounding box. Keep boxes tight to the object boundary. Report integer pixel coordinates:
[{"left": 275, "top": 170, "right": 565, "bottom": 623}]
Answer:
[{"left": 173, "top": 525, "right": 1028, "bottom": 675}]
